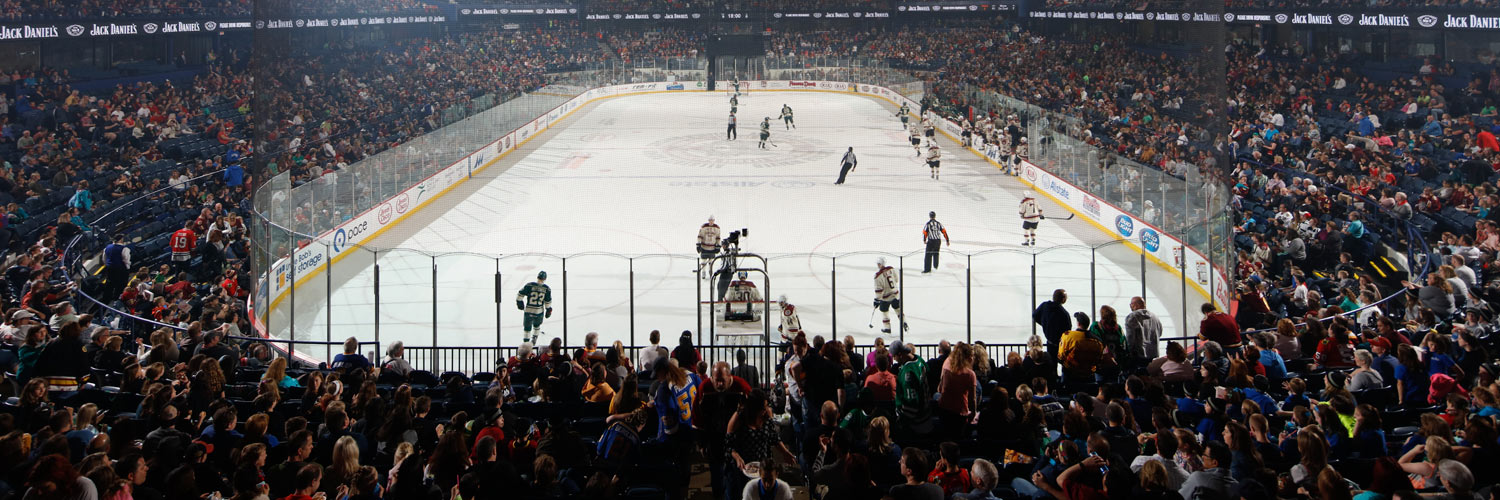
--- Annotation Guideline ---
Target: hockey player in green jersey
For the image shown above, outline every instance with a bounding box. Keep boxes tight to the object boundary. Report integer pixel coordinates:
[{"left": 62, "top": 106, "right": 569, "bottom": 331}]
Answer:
[
  {"left": 758, "top": 117, "right": 771, "bottom": 149},
  {"left": 898, "top": 102, "right": 911, "bottom": 129},
  {"left": 779, "top": 104, "right": 795, "bottom": 130},
  {"left": 516, "top": 271, "right": 553, "bottom": 344}
]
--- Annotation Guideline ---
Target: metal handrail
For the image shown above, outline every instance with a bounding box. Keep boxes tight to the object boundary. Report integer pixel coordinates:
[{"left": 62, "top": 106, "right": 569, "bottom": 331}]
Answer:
[{"left": 58, "top": 168, "right": 234, "bottom": 333}]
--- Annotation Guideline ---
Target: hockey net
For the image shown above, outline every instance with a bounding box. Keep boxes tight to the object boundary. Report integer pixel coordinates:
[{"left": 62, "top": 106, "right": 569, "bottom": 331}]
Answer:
[{"left": 701, "top": 279, "right": 771, "bottom": 339}]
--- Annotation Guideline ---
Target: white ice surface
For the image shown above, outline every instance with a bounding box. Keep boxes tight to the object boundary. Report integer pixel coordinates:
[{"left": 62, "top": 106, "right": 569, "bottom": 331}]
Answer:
[{"left": 278, "top": 91, "right": 1188, "bottom": 357}]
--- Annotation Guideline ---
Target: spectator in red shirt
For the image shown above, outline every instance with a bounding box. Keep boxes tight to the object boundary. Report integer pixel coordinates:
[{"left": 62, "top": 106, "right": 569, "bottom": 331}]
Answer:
[
  {"left": 169, "top": 220, "right": 197, "bottom": 275},
  {"left": 1314, "top": 323, "right": 1357, "bottom": 369},
  {"left": 1199, "top": 302, "right": 1243, "bottom": 357},
  {"left": 278, "top": 464, "right": 323, "bottom": 500},
  {"left": 220, "top": 269, "right": 243, "bottom": 298},
  {"left": 927, "top": 442, "right": 974, "bottom": 497},
  {"left": 863, "top": 353, "right": 897, "bottom": 402},
  {"left": 1478, "top": 127, "right": 1499, "bottom": 152},
  {"left": 164, "top": 272, "right": 194, "bottom": 298}
]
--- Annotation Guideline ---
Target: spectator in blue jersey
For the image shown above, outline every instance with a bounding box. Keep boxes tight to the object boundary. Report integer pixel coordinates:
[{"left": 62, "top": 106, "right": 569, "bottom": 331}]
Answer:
[
  {"left": 1251, "top": 334, "right": 1287, "bottom": 380},
  {"left": 653, "top": 356, "right": 701, "bottom": 500},
  {"left": 331, "top": 337, "right": 372, "bottom": 373},
  {"left": 223, "top": 160, "right": 244, "bottom": 189}
]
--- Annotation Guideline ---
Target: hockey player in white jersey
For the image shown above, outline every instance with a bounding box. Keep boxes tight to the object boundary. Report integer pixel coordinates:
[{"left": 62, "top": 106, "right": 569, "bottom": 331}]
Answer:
[
  {"left": 925, "top": 144, "right": 942, "bottom": 180},
  {"left": 922, "top": 116, "right": 936, "bottom": 142},
  {"left": 874, "top": 257, "right": 906, "bottom": 333},
  {"left": 1011, "top": 137, "right": 1029, "bottom": 175},
  {"left": 1020, "top": 191, "right": 1043, "bottom": 246},
  {"left": 777, "top": 295, "right": 803, "bottom": 343},
  {"left": 909, "top": 123, "right": 923, "bottom": 155},
  {"left": 697, "top": 216, "right": 721, "bottom": 259}
]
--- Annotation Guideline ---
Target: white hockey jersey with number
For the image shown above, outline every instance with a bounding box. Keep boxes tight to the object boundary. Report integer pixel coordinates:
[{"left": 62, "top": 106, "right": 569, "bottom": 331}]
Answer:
[
  {"left": 926, "top": 147, "right": 942, "bottom": 162},
  {"left": 780, "top": 303, "right": 803, "bottom": 340},
  {"left": 728, "top": 279, "right": 762, "bottom": 303},
  {"left": 698, "top": 223, "right": 721, "bottom": 252},
  {"left": 1020, "top": 198, "right": 1042, "bottom": 220},
  {"left": 875, "top": 266, "right": 899, "bottom": 301},
  {"left": 910, "top": 126, "right": 922, "bottom": 139}
]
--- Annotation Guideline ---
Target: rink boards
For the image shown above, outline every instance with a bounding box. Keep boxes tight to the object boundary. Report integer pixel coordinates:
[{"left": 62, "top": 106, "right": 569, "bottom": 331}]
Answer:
[{"left": 250, "top": 79, "right": 1229, "bottom": 357}]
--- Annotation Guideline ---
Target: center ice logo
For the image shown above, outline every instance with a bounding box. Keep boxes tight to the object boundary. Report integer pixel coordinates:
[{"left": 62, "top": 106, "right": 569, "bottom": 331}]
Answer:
[
  {"left": 1115, "top": 215, "right": 1134, "bottom": 237},
  {"left": 651, "top": 133, "right": 826, "bottom": 169}
]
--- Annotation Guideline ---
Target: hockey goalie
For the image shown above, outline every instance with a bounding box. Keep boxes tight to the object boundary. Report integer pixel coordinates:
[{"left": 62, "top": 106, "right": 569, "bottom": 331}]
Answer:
[{"left": 723, "top": 271, "right": 762, "bottom": 322}]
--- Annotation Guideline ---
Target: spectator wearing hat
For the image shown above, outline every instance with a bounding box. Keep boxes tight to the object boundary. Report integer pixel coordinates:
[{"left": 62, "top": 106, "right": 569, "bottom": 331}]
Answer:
[
  {"left": 1369, "top": 336, "right": 1400, "bottom": 382},
  {"left": 33, "top": 320, "right": 89, "bottom": 392}
]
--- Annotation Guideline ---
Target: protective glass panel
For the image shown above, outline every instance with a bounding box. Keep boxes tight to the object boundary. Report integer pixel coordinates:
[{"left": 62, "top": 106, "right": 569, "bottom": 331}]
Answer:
[
  {"left": 970, "top": 250, "right": 1036, "bottom": 345},
  {"left": 372, "top": 248, "right": 436, "bottom": 361},
  {"left": 435, "top": 254, "right": 501, "bottom": 351},
  {"left": 564, "top": 254, "right": 633, "bottom": 344},
  {"left": 497, "top": 254, "right": 567, "bottom": 347},
  {"left": 629, "top": 254, "right": 700, "bottom": 351}
]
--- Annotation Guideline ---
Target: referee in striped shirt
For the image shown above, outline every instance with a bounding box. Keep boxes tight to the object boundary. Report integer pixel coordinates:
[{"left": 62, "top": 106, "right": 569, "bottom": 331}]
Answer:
[
  {"left": 922, "top": 211, "right": 950, "bottom": 273},
  {"left": 834, "top": 147, "right": 857, "bottom": 184}
]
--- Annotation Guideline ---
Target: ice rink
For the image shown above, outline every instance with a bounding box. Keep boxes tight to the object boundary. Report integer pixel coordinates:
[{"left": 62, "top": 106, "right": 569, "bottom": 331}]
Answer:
[{"left": 277, "top": 90, "right": 1190, "bottom": 354}]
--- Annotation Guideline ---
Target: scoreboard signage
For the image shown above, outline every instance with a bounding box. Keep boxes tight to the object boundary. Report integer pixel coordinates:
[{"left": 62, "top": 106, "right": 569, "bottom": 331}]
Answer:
[
  {"left": 896, "top": 2, "right": 1014, "bottom": 13},
  {"left": 1028, "top": 8, "right": 1500, "bottom": 30},
  {"left": 584, "top": 12, "right": 705, "bottom": 20},
  {"left": 0, "top": 18, "right": 254, "bottom": 40},
  {"left": 458, "top": 6, "right": 577, "bottom": 16}
]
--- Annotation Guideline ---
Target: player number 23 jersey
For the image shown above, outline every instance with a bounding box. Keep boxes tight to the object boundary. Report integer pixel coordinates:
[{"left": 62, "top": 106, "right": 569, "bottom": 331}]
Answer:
[{"left": 516, "top": 282, "right": 552, "bottom": 314}]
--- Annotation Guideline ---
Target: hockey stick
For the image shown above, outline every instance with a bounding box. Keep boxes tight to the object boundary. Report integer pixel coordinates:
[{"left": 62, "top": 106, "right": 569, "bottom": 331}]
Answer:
[
  {"left": 867, "top": 306, "right": 878, "bottom": 328},
  {"left": 1041, "top": 214, "right": 1076, "bottom": 221}
]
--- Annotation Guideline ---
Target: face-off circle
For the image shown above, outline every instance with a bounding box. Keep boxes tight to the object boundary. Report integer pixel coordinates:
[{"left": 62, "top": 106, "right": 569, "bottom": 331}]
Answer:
[{"left": 649, "top": 133, "right": 828, "bottom": 169}]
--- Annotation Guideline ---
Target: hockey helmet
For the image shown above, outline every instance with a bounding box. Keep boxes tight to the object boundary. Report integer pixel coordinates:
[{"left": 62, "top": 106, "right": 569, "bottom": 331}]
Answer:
[
  {"left": 764, "top": 116, "right": 770, "bottom": 120},
  {"left": 778, "top": 294, "right": 788, "bottom": 306},
  {"left": 1024, "top": 191, "right": 1034, "bottom": 199},
  {"left": 708, "top": 214, "right": 715, "bottom": 222},
  {"left": 737, "top": 271, "right": 747, "bottom": 280},
  {"left": 876, "top": 256, "right": 886, "bottom": 268},
  {"left": 537, "top": 271, "right": 547, "bottom": 280},
  {"left": 1021, "top": 137, "right": 1028, "bottom": 142}
]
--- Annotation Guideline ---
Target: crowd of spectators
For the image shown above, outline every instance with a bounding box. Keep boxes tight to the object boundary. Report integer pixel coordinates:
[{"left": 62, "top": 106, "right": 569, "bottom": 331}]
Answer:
[
  {"left": 257, "top": 27, "right": 607, "bottom": 238},
  {"left": 766, "top": 29, "right": 883, "bottom": 60},
  {"left": 605, "top": 29, "right": 706, "bottom": 62},
  {"left": 1, "top": 13, "right": 1500, "bottom": 500}
]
